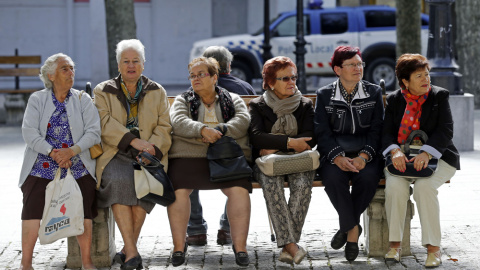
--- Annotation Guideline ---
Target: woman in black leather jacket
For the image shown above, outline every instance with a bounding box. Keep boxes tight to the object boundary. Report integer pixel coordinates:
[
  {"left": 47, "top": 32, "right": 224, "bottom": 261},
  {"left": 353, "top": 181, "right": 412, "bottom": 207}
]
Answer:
[{"left": 314, "top": 46, "right": 384, "bottom": 262}]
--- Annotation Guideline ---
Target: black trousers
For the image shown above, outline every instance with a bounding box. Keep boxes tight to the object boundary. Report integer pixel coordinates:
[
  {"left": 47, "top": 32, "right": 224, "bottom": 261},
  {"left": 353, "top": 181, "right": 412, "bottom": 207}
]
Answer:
[{"left": 320, "top": 157, "right": 381, "bottom": 233}]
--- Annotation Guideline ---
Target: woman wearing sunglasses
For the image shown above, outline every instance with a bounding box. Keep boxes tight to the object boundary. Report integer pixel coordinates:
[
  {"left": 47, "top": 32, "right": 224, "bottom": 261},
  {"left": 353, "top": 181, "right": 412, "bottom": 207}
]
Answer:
[
  {"left": 249, "top": 56, "right": 316, "bottom": 265},
  {"left": 313, "top": 46, "right": 384, "bottom": 262}
]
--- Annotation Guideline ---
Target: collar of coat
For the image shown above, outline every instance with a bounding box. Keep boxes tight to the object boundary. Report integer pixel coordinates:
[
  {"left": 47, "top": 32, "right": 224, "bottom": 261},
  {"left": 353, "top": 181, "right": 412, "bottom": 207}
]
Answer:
[
  {"left": 331, "top": 79, "right": 370, "bottom": 103},
  {"left": 102, "top": 74, "right": 160, "bottom": 113}
]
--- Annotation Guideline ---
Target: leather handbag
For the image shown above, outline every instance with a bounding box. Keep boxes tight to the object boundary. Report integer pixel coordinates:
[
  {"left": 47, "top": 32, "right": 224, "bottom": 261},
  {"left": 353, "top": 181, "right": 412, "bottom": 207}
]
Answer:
[
  {"left": 206, "top": 126, "right": 252, "bottom": 182},
  {"left": 133, "top": 152, "right": 176, "bottom": 206},
  {"left": 78, "top": 90, "right": 103, "bottom": 159},
  {"left": 385, "top": 130, "right": 438, "bottom": 178},
  {"left": 255, "top": 149, "right": 320, "bottom": 177}
]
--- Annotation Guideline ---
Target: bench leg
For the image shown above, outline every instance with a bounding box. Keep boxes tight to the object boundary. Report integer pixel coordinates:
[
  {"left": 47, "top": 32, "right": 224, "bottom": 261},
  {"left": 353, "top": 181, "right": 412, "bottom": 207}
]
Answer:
[
  {"left": 4, "top": 94, "right": 25, "bottom": 125},
  {"left": 66, "top": 208, "right": 116, "bottom": 268},
  {"left": 363, "top": 187, "right": 414, "bottom": 257}
]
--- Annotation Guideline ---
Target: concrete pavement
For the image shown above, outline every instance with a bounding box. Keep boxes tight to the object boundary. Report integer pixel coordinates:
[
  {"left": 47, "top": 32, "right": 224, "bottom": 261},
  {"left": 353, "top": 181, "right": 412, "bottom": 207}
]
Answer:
[{"left": 0, "top": 110, "right": 479, "bottom": 270}]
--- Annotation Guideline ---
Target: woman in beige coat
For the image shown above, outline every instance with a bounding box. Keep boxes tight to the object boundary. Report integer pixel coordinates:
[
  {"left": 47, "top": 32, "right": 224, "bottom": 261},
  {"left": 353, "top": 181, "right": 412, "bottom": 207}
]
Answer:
[{"left": 94, "top": 39, "right": 171, "bottom": 270}]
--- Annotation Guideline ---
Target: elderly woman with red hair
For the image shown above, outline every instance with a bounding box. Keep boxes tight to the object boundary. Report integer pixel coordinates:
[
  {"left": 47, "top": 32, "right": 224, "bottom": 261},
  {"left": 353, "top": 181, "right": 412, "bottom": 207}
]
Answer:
[
  {"left": 314, "top": 46, "right": 384, "bottom": 262},
  {"left": 249, "top": 56, "right": 316, "bottom": 265}
]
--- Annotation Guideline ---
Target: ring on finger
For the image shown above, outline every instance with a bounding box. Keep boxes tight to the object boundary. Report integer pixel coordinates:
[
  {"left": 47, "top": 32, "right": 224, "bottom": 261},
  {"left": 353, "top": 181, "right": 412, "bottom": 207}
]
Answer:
[{"left": 420, "top": 160, "right": 425, "bottom": 163}]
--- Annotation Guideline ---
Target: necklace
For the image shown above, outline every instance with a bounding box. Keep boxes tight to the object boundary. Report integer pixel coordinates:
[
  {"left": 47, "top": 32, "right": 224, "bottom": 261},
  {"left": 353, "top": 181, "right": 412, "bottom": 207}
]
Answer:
[{"left": 203, "top": 100, "right": 215, "bottom": 107}]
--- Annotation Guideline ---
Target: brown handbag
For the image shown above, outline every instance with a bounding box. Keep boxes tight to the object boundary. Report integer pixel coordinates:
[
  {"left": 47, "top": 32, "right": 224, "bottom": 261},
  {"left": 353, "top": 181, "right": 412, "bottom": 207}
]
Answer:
[{"left": 79, "top": 90, "right": 103, "bottom": 159}]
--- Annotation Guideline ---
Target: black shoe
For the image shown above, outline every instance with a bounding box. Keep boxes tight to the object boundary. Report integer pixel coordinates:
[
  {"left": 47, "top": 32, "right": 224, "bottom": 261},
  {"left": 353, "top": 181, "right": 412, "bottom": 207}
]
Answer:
[
  {"left": 233, "top": 245, "right": 249, "bottom": 267},
  {"left": 171, "top": 243, "right": 188, "bottom": 267},
  {"left": 331, "top": 230, "right": 348, "bottom": 250},
  {"left": 120, "top": 254, "right": 143, "bottom": 270},
  {"left": 217, "top": 229, "right": 232, "bottom": 245},
  {"left": 114, "top": 251, "right": 126, "bottom": 266},
  {"left": 345, "top": 225, "right": 363, "bottom": 262},
  {"left": 345, "top": 242, "right": 359, "bottom": 262},
  {"left": 186, "top": 233, "right": 207, "bottom": 246}
]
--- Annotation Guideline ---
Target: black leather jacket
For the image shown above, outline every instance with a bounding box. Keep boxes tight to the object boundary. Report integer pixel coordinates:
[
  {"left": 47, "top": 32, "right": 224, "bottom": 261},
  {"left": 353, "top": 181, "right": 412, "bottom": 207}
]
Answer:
[{"left": 314, "top": 80, "right": 384, "bottom": 163}]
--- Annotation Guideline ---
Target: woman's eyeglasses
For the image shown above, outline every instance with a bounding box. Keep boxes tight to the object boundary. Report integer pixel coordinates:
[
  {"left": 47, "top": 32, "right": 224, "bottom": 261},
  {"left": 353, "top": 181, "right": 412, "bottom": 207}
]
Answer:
[
  {"left": 342, "top": 62, "right": 365, "bottom": 69},
  {"left": 276, "top": 75, "right": 298, "bottom": 82},
  {"left": 188, "top": 73, "right": 210, "bottom": 81}
]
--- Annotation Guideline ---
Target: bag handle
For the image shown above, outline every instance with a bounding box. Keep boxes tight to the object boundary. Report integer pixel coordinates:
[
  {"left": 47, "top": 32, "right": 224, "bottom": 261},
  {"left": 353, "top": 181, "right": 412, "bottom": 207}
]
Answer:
[
  {"left": 214, "top": 125, "right": 228, "bottom": 136},
  {"left": 404, "top": 130, "right": 428, "bottom": 155},
  {"left": 137, "top": 152, "right": 162, "bottom": 168}
]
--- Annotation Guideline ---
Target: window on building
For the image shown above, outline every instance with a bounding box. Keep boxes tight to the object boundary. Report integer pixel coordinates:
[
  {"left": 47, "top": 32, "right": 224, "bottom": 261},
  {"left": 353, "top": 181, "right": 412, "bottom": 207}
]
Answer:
[{"left": 320, "top": 12, "right": 348, "bottom": 34}]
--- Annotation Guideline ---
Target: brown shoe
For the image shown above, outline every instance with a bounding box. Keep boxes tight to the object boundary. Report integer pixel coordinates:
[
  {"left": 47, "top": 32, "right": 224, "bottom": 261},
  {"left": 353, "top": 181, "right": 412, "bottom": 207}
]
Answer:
[
  {"left": 217, "top": 229, "right": 232, "bottom": 245},
  {"left": 186, "top": 234, "right": 207, "bottom": 246}
]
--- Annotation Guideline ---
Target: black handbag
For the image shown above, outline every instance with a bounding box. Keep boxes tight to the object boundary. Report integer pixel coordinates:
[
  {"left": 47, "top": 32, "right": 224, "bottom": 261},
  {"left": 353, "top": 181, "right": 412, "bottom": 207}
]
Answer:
[
  {"left": 385, "top": 130, "right": 438, "bottom": 178},
  {"left": 133, "top": 152, "right": 176, "bottom": 206},
  {"left": 206, "top": 126, "right": 252, "bottom": 182}
]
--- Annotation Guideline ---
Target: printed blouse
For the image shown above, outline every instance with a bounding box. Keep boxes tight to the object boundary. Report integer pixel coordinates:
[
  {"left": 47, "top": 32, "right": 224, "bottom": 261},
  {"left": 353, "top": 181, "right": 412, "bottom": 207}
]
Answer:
[{"left": 29, "top": 90, "right": 89, "bottom": 180}]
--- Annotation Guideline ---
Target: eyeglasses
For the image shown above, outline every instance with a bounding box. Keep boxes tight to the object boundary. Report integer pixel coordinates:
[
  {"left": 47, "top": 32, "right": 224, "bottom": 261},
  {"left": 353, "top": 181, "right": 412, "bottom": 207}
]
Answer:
[
  {"left": 188, "top": 73, "right": 210, "bottom": 81},
  {"left": 342, "top": 62, "right": 365, "bottom": 69},
  {"left": 275, "top": 75, "right": 298, "bottom": 82}
]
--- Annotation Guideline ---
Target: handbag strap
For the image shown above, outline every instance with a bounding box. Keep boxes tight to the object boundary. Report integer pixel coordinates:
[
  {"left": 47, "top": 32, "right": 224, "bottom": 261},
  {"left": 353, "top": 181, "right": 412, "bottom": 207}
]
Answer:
[
  {"left": 137, "top": 152, "right": 162, "bottom": 168},
  {"left": 214, "top": 125, "right": 227, "bottom": 136},
  {"left": 404, "top": 130, "right": 428, "bottom": 155}
]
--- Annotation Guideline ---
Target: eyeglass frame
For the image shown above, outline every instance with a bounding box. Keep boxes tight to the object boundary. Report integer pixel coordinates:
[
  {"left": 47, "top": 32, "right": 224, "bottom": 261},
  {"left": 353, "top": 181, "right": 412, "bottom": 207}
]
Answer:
[
  {"left": 342, "top": 62, "right": 365, "bottom": 69},
  {"left": 275, "top": 75, "right": 298, "bottom": 82},
  {"left": 188, "top": 73, "right": 211, "bottom": 81}
]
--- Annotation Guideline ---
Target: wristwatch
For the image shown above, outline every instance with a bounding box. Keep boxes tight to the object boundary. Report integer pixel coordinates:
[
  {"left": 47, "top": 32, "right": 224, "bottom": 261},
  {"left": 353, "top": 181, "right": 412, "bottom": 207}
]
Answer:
[{"left": 425, "top": 151, "right": 433, "bottom": 160}]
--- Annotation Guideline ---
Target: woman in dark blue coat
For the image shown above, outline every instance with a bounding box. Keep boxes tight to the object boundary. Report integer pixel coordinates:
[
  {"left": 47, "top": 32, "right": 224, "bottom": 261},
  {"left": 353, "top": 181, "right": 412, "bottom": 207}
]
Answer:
[{"left": 314, "top": 46, "right": 384, "bottom": 262}]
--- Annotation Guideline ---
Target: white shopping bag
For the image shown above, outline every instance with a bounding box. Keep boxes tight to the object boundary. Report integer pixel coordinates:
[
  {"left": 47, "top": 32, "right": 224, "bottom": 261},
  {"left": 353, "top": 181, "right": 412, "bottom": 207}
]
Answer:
[{"left": 38, "top": 168, "right": 84, "bottom": 245}]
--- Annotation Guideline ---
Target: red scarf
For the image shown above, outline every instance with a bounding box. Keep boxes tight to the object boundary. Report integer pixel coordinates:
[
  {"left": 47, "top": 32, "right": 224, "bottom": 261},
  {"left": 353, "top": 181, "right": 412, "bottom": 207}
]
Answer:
[{"left": 397, "top": 87, "right": 430, "bottom": 144}]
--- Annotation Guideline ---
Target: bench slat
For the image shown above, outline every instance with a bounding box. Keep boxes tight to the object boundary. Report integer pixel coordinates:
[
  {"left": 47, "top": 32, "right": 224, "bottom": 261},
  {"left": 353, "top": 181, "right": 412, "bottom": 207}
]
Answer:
[
  {"left": 0, "top": 89, "right": 39, "bottom": 94},
  {"left": 0, "top": 56, "right": 41, "bottom": 64},
  {"left": 0, "top": 68, "right": 40, "bottom": 77}
]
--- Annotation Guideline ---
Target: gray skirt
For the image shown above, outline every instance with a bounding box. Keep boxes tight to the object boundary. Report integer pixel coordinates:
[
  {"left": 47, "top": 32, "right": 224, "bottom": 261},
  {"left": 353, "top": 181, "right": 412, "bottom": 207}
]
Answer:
[{"left": 97, "top": 149, "right": 155, "bottom": 213}]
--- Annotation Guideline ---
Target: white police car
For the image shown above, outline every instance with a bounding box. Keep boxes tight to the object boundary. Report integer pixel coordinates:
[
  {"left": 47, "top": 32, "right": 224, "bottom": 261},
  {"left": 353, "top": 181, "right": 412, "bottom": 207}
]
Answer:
[{"left": 190, "top": 5, "right": 429, "bottom": 90}]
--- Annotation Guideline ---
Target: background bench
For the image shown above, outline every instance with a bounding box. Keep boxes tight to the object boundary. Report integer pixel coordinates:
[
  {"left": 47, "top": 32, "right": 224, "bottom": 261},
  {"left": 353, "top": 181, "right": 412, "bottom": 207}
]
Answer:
[{"left": 0, "top": 50, "right": 41, "bottom": 124}]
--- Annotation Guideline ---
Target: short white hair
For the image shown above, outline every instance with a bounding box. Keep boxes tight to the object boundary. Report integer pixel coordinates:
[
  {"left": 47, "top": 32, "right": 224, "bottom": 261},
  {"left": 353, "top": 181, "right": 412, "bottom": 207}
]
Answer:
[
  {"left": 116, "top": 39, "right": 146, "bottom": 64},
  {"left": 39, "top": 53, "right": 74, "bottom": 89}
]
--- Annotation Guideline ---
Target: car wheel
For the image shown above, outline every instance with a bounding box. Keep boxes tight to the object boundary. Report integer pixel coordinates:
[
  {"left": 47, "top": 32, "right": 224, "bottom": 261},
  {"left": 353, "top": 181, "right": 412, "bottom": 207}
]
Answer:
[
  {"left": 231, "top": 61, "right": 253, "bottom": 84},
  {"left": 365, "top": 57, "right": 396, "bottom": 90}
]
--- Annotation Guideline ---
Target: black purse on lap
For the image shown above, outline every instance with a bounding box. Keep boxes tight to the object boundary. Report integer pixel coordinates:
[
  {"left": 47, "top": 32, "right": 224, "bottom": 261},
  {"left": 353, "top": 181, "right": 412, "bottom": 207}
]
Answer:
[
  {"left": 385, "top": 130, "right": 438, "bottom": 178},
  {"left": 207, "top": 126, "right": 252, "bottom": 182}
]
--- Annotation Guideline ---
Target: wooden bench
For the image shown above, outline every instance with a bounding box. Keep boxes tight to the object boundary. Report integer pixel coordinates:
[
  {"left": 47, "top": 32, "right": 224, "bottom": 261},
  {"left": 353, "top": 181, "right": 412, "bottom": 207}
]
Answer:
[{"left": 0, "top": 51, "right": 41, "bottom": 124}]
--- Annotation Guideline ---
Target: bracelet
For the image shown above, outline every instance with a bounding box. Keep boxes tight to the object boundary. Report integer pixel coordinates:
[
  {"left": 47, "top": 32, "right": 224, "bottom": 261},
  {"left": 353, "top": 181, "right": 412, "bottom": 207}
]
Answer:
[
  {"left": 358, "top": 155, "right": 368, "bottom": 164},
  {"left": 391, "top": 148, "right": 400, "bottom": 156},
  {"left": 425, "top": 151, "right": 433, "bottom": 160},
  {"left": 287, "top": 137, "right": 291, "bottom": 149}
]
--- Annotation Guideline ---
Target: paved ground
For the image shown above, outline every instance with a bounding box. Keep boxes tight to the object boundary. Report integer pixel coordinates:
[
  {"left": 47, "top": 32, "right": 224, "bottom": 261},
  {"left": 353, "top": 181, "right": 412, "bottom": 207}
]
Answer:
[{"left": 0, "top": 110, "right": 479, "bottom": 270}]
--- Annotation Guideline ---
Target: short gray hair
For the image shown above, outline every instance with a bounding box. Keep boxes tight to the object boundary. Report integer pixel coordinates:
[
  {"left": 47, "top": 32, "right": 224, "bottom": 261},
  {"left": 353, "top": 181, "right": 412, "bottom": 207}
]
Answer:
[
  {"left": 116, "top": 39, "right": 146, "bottom": 64},
  {"left": 202, "top": 46, "right": 233, "bottom": 74},
  {"left": 39, "top": 53, "right": 74, "bottom": 89}
]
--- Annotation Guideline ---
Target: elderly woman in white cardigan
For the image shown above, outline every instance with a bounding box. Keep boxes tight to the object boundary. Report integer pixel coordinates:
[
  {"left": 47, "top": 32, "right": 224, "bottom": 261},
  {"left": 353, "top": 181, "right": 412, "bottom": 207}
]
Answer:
[
  {"left": 19, "top": 53, "right": 100, "bottom": 270},
  {"left": 167, "top": 57, "right": 252, "bottom": 267}
]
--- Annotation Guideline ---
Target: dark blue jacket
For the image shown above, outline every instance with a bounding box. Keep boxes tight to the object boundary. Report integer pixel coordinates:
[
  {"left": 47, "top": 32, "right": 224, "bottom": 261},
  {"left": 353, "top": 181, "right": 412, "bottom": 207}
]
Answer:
[
  {"left": 218, "top": 74, "right": 256, "bottom": 95},
  {"left": 314, "top": 80, "right": 384, "bottom": 163}
]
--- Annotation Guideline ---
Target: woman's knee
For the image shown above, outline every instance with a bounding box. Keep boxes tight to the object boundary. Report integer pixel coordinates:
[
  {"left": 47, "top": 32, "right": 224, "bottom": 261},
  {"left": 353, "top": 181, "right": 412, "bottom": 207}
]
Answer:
[{"left": 222, "top": 186, "right": 249, "bottom": 198}]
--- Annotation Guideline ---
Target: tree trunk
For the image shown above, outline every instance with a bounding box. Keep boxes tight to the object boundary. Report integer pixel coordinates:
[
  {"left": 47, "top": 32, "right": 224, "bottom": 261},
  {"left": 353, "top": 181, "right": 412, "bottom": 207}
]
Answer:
[
  {"left": 456, "top": 0, "right": 480, "bottom": 107},
  {"left": 396, "top": 0, "right": 422, "bottom": 57},
  {"left": 104, "top": 0, "right": 137, "bottom": 79}
]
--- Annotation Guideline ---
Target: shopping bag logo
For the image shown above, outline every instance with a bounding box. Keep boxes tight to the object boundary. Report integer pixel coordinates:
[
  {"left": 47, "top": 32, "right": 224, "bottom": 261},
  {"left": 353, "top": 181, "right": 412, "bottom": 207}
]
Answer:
[{"left": 44, "top": 203, "right": 70, "bottom": 235}]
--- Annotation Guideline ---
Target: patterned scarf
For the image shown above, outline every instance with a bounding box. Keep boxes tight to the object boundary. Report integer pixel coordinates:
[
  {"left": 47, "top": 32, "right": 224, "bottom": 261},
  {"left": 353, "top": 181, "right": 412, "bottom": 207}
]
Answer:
[
  {"left": 120, "top": 78, "right": 142, "bottom": 129},
  {"left": 181, "top": 86, "right": 235, "bottom": 122},
  {"left": 397, "top": 87, "right": 430, "bottom": 144}
]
